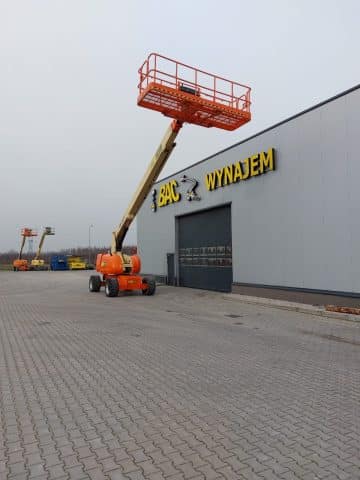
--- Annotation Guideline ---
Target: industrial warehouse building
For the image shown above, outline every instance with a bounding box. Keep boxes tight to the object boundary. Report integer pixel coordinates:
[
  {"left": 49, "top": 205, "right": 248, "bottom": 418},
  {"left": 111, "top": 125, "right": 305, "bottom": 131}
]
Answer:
[{"left": 137, "top": 84, "right": 360, "bottom": 305}]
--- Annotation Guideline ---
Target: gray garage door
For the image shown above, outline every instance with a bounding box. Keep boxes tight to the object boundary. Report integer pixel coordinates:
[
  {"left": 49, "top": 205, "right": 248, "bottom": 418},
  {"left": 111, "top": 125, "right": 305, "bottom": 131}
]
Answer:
[{"left": 178, "top": 205, "right": 232, "bottom": 292}]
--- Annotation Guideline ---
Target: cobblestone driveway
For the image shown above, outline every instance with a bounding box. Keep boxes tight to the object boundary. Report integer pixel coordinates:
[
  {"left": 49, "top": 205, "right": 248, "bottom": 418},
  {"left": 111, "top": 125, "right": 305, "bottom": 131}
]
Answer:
[{"left": 0, "top": 271, "right": 359, "bottom": 479}]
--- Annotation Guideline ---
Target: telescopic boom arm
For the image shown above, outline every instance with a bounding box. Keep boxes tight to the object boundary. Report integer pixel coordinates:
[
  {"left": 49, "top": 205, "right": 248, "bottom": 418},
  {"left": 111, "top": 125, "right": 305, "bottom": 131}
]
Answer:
[
  {"left": 34, "top": 227, "right": 54, "bottom": 261},
  {"left": 18, "top": 236, "right": 26, "bottom": 260},
  {"left": 111, "top": 119, "right": 183, "bottom": 254}
]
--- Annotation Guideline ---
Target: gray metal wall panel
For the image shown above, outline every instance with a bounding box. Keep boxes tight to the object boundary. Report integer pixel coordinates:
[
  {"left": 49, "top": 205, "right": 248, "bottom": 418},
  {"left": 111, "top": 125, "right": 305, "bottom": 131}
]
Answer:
[{"left": 137, "top": 87, "right": 360, "bottom": 294}]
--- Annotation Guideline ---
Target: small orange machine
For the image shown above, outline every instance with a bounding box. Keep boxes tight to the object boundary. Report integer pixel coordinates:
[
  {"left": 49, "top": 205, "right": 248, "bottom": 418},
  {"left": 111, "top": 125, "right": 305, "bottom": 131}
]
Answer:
[
  {"left": 89, "top": 53, "right": 252, "bottom": 297},
  {"left": 13, "top": 228, "right": 38, "bottom": 271}
]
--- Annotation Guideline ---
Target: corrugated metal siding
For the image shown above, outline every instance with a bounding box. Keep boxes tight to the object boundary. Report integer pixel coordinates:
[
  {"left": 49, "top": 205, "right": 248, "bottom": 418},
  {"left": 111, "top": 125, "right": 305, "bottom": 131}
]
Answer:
[{"left": 137, "top": 87, "right": 360, "bottom": 294}]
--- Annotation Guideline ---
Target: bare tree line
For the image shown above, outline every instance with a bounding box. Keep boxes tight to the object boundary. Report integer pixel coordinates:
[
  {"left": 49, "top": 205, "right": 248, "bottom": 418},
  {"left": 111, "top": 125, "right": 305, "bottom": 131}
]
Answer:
[{"left": 0, "top": 245, "right": 137, "bottom": 265}]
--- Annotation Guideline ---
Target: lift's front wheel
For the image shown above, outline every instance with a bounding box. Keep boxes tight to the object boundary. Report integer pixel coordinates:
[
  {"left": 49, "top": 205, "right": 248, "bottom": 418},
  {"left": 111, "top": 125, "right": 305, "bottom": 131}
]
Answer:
[
  {"left": 142, "top": 277, "right": 156, "bottom": 296},
  {"left": 89, "top": 275, "right": 101, "bottom": 292},
  {"left": 105, "top": 278, "right": 119, "bottom": 297}
]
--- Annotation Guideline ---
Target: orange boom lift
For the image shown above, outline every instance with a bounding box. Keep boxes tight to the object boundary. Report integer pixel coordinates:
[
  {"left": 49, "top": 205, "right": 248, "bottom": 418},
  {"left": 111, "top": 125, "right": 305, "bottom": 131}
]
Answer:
[
  {"left": 13, "top": 228, "right": 38, "bottom": 271},
  {"left": 89, "top": 53, "right": 251, "bottom": 297}
]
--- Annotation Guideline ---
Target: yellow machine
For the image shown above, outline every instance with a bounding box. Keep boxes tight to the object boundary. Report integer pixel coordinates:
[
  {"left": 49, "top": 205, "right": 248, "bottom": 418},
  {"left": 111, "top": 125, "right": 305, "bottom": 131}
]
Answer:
[
  {"left": 31, "top": 227, "right": 55, "bottom": 270},
  {"left": 67, "top": 256, "right": 87, "bottom": 270}
]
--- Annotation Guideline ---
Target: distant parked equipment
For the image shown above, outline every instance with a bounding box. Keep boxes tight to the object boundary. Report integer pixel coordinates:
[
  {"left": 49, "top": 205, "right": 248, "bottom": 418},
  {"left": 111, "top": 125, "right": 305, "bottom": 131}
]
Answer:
[
  {"left": 50, "top": 255, "right": 91, "bottom": 271},
  {"left": 13, "top": 228, "right": 38, "bottom": 271},
  {"left": 67, "top": 256, "right": 87, "bottom": 270},
  {"left": 50, "top": 255, "right": 68, "bottom": 271},
  {"left": 31, "top": 227, "right": 55, "bottom": 270}
]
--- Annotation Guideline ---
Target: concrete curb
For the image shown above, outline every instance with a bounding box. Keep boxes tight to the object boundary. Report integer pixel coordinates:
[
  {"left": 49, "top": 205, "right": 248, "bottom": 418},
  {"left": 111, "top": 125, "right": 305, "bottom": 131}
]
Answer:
[{"left": 224, "top": 293, "right": 360, "bottom": 323}]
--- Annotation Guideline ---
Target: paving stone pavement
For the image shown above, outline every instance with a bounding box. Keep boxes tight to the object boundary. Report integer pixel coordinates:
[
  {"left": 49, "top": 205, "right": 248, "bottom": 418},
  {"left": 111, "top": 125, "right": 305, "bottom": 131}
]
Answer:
[{"left": 0, "top": 271, "right": 359, "bottom": 480}]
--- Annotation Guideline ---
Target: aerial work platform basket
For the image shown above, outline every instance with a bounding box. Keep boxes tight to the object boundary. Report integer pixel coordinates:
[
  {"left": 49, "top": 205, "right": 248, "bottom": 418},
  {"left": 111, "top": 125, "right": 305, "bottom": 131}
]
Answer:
[
  {"left": 137, "top": 53, "right": 251, "bottom": 131},
  {"left": 21, "top": 228, "right": 37, "bottom": 237}
]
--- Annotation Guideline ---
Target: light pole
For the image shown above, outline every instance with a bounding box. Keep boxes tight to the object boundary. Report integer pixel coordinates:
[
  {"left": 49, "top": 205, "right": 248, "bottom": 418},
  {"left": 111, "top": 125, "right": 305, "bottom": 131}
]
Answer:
[{"left": 88, "top": 224, "right": 94, "bottom": 266}]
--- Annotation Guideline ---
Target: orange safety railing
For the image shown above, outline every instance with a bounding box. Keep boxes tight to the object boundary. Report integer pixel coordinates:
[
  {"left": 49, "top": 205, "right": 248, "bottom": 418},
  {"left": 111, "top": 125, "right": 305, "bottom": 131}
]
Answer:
[
  {"left": 137, "top": 53, "right": 251, "bottom": 131},
  {"left": 21, "top": 228, "right": 37, "bottom": 237}
]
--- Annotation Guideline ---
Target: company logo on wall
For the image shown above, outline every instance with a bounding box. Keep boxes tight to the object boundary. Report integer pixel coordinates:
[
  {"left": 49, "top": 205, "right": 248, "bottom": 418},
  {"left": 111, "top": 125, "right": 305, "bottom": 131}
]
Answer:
[
  {"left": 151, "top": 147, "right": 275, "bottom": 212},
  {"left": 180, "top": 175, "right": 201, "bottom": 202},
  {"left": 151, "top": 175, "right": 200, "bottom": 212}
]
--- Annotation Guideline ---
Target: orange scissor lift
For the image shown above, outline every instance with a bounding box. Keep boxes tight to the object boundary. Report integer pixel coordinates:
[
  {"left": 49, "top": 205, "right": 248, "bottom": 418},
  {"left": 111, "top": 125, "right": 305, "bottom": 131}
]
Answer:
[{"left": 90, "top": 53, "right": 252, "bottom": 297}]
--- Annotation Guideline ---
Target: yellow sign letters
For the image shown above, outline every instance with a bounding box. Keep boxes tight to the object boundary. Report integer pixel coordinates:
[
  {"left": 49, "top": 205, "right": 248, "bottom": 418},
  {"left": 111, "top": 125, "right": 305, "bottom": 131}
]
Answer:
[
  {"left": 205, "top": 148, "right": 275, "bottom": 191},
  {"left": 157, "top": 180, "right": 181, "bottom": 207}
]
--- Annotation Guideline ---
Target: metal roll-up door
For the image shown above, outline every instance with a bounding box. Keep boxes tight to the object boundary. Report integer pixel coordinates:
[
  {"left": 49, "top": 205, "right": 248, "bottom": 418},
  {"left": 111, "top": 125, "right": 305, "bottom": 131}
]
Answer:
[{"left": 178, "top": 205, "right": 232, "bottom": 292}]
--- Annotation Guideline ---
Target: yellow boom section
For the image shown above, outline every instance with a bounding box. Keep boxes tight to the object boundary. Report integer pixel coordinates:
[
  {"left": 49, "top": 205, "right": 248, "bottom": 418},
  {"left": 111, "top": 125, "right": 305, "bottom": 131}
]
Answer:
[
  {"left": 33, "top": 227, "right": 55, "bottom": 262},
  {"left": 111, "top": 120, "right": 182, "bottom": 254}
]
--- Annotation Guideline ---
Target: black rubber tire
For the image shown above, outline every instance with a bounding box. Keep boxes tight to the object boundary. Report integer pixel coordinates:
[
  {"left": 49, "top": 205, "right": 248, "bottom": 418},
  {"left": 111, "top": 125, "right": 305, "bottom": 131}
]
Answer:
[
  {"left": 142, "top": 277, "right": 156, "bottom": 296},
  {"left": 89, "top": 275, "right": 101, "bottom": 292},
  {"left": 105, "top": 278, "right": 119, "bottom": 297}
]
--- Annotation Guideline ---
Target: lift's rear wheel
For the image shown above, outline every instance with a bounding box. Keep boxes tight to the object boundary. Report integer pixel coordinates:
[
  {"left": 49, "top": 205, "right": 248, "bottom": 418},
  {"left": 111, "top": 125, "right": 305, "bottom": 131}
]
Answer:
[
  {"left": 105, "top": 278, "right": 119, "bottom": 297},
  {"left": 89, "top": 275, "right": 101, "bottom": 292},
  {"left": 142, "top": 277, "right": 156, "bottom": 296}
]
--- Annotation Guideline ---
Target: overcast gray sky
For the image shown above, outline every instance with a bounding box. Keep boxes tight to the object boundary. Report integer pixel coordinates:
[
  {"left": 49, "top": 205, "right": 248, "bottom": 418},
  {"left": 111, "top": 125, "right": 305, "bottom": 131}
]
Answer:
[{"left": 1, "top": 0, "right": 359, "bottom": 252}]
